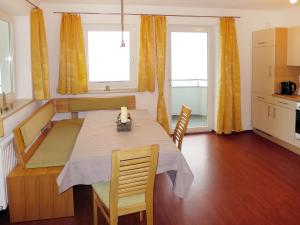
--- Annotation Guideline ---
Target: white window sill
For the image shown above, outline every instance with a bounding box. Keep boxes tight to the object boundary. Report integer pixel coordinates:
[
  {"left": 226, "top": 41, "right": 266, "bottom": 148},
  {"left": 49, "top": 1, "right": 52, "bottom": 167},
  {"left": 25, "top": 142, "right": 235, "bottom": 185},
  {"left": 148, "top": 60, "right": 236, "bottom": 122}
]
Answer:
[
  {"left": 0, "top": 99, "right": 34, "bottom": 120},
  {"left": 88, "top": 88, "right": 138, "bottom": 94}
]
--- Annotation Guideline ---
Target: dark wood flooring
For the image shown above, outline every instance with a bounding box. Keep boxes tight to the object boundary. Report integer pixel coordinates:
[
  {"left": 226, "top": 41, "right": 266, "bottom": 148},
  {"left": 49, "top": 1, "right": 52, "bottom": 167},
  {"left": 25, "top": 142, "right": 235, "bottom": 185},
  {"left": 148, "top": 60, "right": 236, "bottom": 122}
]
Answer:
[{"left": 1, "top": 132, "right": 300, "bottom": 225}]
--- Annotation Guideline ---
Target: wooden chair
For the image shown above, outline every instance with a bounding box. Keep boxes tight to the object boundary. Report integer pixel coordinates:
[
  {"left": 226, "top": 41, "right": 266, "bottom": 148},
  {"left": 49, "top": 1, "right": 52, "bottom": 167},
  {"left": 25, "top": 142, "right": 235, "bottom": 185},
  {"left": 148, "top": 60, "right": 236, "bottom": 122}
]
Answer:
[
  {"left": 92, "top": 144, "right": 159, "bottom": 225},
  {"left": 173, "top": 105, "right": 192, "bottom": 150}
]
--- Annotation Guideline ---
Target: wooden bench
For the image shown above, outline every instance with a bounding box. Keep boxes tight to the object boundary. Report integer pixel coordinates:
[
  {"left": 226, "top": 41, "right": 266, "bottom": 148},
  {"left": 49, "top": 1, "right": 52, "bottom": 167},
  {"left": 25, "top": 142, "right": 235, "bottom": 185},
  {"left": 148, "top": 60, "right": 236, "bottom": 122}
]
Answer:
[{"left": 7, "top": 96, "right": 136, "bottom": 223}]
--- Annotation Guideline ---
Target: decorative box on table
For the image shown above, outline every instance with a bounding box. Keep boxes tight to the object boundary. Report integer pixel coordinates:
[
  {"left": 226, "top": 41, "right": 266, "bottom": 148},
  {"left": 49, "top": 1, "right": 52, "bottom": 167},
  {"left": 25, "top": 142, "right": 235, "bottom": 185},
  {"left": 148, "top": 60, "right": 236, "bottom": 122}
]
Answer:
[{"left": 116, "top": 107, "right": 132, "bottom": 131}]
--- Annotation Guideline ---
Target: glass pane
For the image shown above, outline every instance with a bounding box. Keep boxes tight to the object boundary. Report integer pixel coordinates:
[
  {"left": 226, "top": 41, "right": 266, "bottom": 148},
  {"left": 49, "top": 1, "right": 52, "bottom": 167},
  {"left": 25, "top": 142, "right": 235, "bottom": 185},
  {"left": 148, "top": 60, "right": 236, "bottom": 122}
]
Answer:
[
  {"left": 88, "top": 31, "right": 130, "bottom": 82},
  {"left": 171, "top": 32, "right": 207, "bottom": 81},
  {"left": 171, "top": 32, "right": 208, "bottom": 129},
  {"left": 0, "top": 20, "right": 12, "bottom": 93}
]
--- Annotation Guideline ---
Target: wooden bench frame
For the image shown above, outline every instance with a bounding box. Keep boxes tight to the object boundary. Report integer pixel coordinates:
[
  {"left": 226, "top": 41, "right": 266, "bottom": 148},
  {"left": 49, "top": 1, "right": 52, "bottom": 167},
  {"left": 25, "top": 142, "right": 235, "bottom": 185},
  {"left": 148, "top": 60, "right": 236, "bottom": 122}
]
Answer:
[{"left": 8, "top": 95, "right": 136, "bottom": 223}]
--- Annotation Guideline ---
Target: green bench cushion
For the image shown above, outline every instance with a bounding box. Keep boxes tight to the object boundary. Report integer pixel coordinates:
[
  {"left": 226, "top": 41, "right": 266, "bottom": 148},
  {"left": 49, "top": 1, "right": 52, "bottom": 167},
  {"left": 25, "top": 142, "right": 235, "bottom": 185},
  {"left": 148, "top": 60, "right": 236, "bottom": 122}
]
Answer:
[
  {"left": 92, "top": 182, "right": 145, "bottom": 208},
  {"left": 26, "top": 119, "right": 84, "bottom": 169}
]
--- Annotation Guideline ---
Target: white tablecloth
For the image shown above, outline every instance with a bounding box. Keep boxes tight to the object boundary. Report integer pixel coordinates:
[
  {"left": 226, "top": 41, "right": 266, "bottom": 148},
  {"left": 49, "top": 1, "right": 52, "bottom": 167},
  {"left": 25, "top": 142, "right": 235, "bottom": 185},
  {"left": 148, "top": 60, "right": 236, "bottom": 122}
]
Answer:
[{"left": 57, "top": 110, "right": 194, "bottom": 198}]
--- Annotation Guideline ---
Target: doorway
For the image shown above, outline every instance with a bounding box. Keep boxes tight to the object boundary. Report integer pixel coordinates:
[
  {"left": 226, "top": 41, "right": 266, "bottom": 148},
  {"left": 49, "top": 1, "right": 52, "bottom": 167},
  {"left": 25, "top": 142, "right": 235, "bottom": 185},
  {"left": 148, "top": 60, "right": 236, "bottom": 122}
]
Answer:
[{"left": 168, "top": 26, "right": 214, "bottom": 133}]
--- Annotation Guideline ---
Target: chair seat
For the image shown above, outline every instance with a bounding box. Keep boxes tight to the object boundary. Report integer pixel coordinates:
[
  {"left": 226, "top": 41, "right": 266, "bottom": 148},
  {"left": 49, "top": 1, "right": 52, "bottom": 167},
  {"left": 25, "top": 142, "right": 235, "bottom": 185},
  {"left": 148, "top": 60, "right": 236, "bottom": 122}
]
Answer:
[{"left": 92, "top": 182, "right": 145, "bottom": 208}]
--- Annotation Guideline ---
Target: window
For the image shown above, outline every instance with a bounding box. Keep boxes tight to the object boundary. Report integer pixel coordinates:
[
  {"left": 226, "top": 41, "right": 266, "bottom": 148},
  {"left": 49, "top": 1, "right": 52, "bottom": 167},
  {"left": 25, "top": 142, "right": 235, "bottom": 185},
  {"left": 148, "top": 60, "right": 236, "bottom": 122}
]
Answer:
[
  {"left": 85, "top": 25, "right": 137, "bottom": 91},
  {"left": 171, "top": 32, "right": 208, "bottom": 87},
  {"left": 0, "top": 18, "right": 13, "bottom": 94}
]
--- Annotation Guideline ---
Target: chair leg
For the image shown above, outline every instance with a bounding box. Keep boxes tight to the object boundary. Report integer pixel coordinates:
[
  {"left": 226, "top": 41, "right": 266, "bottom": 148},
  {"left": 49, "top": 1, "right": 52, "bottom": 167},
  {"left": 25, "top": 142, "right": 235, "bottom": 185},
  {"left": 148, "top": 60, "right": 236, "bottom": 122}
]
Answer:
[
  {"left": 146, "top": 208, "right": 153, "bottom": 225},
  {"left": 110, "top": 213, "right": 118, "bottom": 225},
  {"left": 109, "top": 211, "right": 118, "bottom": 225},
  {"left": 93, "top": 192, "right": 98, "bottom": 225},
  {"left": 139, "top": 211, "right": 144, "bottom": 222}
]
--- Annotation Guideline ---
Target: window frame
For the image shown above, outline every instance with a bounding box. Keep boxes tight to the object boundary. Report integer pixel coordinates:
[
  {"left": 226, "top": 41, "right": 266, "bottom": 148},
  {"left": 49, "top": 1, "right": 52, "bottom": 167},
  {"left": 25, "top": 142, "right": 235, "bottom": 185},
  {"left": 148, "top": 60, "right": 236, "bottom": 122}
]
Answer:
[
  {"left": 0, "top": 11, "right": 15, "bottom": 101},
  {"left": 83, "top": 24, "right": 137, "bottom": 92}
]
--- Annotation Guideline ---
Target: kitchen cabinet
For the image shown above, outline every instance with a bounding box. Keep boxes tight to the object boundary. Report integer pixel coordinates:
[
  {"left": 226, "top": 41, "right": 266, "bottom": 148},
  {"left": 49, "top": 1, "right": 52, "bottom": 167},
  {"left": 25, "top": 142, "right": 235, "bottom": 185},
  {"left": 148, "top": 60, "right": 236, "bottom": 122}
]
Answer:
[
  {"left": 252, "top": 29, "right": 275, "bottom": 47},
  {"left": 272, "top": 104, "right": 295, "bottom": 144},
  {"left": 252, "top": 28, "right": 300, "bottom": 153},
  {"left": 287, "top": 26, "right": 300, "bottom": 66},
  {"left": 252, "top": 28, "right": 300, "bottom": 95},
  {"left": 252, "top": 98, "right": 273, "bottom": 135},
  {"left": 252, "top": 46, "right": 275, "bottom": 95},
  {"left": 252, "top": 95, "right": 296, "bottom": 145}
]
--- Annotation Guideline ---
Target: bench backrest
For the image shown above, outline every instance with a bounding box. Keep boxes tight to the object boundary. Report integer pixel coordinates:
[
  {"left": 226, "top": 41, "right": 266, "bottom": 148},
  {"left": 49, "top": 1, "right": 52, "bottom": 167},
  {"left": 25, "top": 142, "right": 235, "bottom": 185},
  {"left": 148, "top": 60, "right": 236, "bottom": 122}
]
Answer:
[
  {"left": 53, "top": 95, "right": 136, "bottom": 118},
  {"left": 13, "top": 101, "right": 55, "bottom": 166}
]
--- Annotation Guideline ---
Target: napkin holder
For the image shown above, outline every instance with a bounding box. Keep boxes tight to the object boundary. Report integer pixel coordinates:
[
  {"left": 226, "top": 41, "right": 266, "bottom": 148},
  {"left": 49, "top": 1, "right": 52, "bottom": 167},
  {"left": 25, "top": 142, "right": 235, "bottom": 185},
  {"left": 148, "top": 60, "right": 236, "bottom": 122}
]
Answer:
[{"left": 116, "top": 113, "right": 132, "bottom": 131}]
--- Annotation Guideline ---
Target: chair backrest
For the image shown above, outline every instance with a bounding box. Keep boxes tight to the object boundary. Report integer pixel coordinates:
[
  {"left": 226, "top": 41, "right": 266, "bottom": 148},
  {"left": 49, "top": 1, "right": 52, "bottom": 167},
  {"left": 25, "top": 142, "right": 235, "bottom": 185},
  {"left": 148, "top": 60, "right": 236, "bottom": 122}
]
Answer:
[
  {"left": 109, "top": 144, "right": 159, "bottom": 211},
  {"left": 173, "top": 105, "right": 192, "bottom": 150}
]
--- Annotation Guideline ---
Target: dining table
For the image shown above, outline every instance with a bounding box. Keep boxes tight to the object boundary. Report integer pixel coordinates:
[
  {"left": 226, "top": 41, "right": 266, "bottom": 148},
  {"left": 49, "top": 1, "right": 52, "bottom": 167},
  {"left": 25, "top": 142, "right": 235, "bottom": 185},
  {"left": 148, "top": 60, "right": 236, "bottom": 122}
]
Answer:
[{"left": 57, "top": 109, "right": 194, "bottom": 198}]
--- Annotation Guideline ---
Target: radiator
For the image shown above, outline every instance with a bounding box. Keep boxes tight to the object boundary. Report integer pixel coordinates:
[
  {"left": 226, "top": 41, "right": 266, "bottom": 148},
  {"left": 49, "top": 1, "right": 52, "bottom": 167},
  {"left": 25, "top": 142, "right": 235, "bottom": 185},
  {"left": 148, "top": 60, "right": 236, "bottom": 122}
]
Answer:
[{"left": 0, "top": 134, "right": 17, "bottom": 211}]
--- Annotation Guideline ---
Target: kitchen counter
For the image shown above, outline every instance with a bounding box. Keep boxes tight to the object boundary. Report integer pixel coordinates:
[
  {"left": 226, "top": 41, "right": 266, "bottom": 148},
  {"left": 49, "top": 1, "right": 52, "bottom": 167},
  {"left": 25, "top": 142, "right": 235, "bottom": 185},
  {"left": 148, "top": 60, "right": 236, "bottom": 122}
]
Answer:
[{"left": 273, "top": 93, "right": 300, "bottom": 102}]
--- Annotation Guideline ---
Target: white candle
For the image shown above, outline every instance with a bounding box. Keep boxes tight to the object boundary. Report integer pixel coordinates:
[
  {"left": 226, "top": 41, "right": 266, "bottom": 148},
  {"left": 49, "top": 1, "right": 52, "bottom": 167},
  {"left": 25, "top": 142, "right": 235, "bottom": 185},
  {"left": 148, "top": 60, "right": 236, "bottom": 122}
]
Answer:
[{"left": 121, "top": 106, "right": 128, "bottom": 123}]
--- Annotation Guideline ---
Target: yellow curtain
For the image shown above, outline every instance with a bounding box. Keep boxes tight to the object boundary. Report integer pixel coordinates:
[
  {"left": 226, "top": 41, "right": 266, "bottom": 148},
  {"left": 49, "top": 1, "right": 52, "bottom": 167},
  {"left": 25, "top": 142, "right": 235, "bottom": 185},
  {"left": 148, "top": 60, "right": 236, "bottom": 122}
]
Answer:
[
  {"left": 138, "top": 16, "right": 155, "bottom": 92},
  {"left": 216, "top": 17, "right": 242, "bottom": 134},
  {"left": 0, "top": 119, "right": 3, "bottom": 137},
  {"left": 31, "top": 8, "right": 50, "bottom": 99},
  {"left": 57, "top": 14, "right": 88, "bottom": 94},
  {"left": 155, "top": 16, "right": 170, "bottom": 135}
]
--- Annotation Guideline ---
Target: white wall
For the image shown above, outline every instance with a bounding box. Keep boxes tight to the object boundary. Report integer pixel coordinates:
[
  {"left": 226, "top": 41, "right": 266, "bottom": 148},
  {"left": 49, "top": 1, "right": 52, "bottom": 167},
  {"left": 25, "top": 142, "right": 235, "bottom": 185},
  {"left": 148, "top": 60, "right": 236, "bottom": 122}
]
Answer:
[
  {"left": 13, "top": 3, "right": 300, "bottom": 131},
  {"left": 14, "top": 16, "right": 32, "bottom": 99},
  {"left": 0, "top": 0, "right": 34, "bottom": 16}
]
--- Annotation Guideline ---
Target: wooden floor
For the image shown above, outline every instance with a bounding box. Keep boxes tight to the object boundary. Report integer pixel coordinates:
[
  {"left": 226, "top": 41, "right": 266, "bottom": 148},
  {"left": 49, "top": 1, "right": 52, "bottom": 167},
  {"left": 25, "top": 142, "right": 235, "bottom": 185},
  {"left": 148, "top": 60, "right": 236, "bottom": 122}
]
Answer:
[{"left": 1, "top": 132, "right": 300, "bottom": 225}]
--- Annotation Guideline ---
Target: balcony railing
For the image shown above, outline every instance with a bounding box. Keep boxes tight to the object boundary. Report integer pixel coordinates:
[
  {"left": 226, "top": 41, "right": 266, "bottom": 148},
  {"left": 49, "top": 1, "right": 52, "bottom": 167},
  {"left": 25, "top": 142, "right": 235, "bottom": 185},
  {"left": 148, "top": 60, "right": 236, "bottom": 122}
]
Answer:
[{"left": 171, "top": 78, "right": 207, "bottom": 87}]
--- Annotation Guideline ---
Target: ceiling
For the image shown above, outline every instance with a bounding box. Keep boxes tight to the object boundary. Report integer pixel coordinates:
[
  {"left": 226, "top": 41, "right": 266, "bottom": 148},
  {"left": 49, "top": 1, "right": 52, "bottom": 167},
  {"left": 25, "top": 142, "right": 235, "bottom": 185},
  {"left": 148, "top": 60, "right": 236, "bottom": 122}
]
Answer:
[{"left": 36, "top": 0, "right": 299, "bottom": 10}]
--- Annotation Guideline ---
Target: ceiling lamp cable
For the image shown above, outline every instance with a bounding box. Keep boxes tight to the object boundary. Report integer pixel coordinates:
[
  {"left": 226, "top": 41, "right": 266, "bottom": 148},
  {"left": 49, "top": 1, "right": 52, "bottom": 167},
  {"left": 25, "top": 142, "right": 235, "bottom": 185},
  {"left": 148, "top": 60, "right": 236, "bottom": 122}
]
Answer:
[{"left": 120, "top": 0, "right": 125, "bottom": 47}]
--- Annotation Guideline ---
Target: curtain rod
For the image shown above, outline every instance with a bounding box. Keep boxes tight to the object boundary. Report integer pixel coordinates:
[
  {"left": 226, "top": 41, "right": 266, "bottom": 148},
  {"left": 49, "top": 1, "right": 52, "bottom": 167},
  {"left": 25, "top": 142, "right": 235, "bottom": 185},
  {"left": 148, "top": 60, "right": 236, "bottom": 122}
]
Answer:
[
  {"left": 25, "top": 0, "right": 39, "bottom": 8},
  {"left": 53, "top": 11, "right": 241, "bottom": 19}
]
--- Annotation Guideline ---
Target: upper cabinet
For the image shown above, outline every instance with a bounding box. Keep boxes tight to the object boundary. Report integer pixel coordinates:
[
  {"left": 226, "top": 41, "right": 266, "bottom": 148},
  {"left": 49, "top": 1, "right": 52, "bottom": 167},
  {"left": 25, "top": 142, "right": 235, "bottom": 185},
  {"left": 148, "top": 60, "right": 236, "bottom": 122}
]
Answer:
[
  {"left": 287, "top": 27, "right": 300, "bottom": 66},
  {"left": 252, "top": 28, "right": 286, "bottom": 95},
  {"left": 252, "top": 45, "right": 275, "bottom": 95},
  {"left": 252, "top": 29, "right": 275, "bottom": 47},
  {"left": 252, "top": 28, "right": 300, "bottom": 95}
]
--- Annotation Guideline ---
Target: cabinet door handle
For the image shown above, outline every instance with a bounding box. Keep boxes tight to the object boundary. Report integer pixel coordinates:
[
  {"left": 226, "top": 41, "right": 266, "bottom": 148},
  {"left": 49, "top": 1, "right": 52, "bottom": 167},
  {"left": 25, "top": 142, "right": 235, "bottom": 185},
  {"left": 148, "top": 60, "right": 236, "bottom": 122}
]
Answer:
[
  {"left": 268, "top": 105, "right": 271, "bottom": 117},
  {"left": 269, "top": 65, "right": 272, "bottom": 77},
  {"left": 258, "top": 41, "right": 267, "bottom": 45},
  {"left": 257, "top": 96, "right": 265, "bottom": 100},
  {"left": 278, "top": 101, "right": 288, "bottom": 105},
  {"left": 273, "top": 107, "right": 276, "bottom": 119}
]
